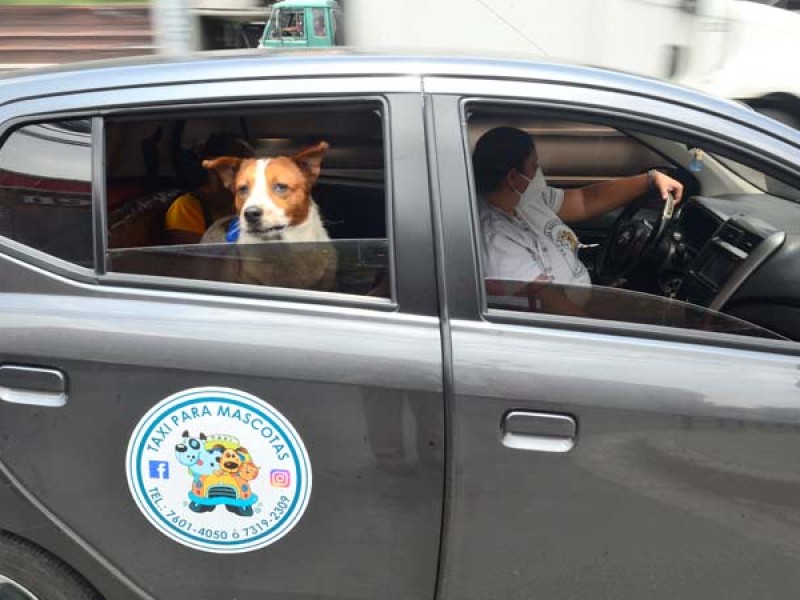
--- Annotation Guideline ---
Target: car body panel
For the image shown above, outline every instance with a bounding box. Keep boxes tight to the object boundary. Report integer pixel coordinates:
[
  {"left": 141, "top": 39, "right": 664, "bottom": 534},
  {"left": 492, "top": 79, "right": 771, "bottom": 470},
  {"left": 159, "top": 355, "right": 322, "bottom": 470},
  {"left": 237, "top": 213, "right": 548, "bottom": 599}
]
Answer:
[
  {"left": 1, "top": 53, "right": 800, "bottom": 600},
  {"left": 0, "top": 75, "right": 444, "bottom": 600},
  {"left": 427, "top": 87, "right": 800, "bottom": 600}
]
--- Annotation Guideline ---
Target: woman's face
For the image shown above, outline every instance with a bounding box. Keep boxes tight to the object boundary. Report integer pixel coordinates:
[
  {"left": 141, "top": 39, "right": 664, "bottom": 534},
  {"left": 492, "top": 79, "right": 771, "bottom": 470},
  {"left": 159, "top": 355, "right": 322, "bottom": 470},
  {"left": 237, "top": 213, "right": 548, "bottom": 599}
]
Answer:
[{"left": 507, "top": 148, "right": 539, "bottom": 195}]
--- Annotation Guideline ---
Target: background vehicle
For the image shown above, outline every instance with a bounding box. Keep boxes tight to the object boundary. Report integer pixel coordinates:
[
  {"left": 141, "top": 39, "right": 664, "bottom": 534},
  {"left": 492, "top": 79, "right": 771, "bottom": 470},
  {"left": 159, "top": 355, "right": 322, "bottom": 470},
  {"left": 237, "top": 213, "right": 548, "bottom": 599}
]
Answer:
[
  {"left": 343, "top": 0, "right": 800, "bottom": 124},
  {"left": 188, "top": 0, "right": 269, "bottom": 49},
  {"left": 258, "top": 0, "right": 342, "bottom": 48}
]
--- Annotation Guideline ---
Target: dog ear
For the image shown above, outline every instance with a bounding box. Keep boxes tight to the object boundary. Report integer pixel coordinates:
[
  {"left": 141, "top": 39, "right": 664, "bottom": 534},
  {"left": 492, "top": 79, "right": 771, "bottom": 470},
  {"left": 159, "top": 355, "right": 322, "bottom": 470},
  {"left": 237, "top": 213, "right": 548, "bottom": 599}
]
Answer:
[
  {"left": 291, "top": 142, "right": 328, "bottom": 184},
  {"left": 202, "top": 156, "right": 244, "bottom": 191},
  {"left": 182, "top": 430, "right": 189, "bottom": 438},
  {"left": 199, "top": 432, "right": 207, "bottom": 441}
]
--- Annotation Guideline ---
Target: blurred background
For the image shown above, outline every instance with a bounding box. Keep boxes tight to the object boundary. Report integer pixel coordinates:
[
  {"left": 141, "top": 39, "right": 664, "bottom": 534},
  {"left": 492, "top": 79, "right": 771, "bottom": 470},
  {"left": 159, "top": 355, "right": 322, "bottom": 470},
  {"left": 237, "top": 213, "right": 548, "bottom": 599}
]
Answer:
[{"left": 2, "top": 0, "right": 800, "bottom": 125}]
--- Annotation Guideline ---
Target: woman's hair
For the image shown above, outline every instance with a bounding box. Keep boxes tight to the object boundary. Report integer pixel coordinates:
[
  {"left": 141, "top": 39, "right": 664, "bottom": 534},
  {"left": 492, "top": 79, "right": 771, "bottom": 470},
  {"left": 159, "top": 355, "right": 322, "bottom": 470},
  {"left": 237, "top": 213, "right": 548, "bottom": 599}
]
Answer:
[
  {"left": 472, "top": 127, "right": 535, "bottom": 194},
  {"left": 201, "top": 132, "right": 254, "bottom": 160}
]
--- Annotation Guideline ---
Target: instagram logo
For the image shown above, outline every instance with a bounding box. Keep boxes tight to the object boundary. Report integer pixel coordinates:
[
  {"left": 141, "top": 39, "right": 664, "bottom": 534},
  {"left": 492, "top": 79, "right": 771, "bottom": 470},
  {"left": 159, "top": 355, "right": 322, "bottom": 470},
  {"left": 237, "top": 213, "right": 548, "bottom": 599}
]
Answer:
[{"left": 270, "top": 469, "right": 291, "bottom": 488}]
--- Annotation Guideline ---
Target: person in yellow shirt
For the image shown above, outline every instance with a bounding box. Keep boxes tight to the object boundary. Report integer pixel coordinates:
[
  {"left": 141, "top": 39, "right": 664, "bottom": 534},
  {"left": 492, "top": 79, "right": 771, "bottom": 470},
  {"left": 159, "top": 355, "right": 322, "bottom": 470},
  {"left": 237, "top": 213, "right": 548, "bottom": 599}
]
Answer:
[{"left": 164, "top": 133, "right": 253, "bottom": 245}]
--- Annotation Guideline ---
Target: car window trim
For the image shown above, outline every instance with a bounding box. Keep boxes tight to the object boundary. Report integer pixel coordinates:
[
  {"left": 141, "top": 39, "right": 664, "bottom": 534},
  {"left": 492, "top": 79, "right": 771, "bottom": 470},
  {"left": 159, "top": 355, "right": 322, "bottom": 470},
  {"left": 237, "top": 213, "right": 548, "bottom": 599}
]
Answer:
[
  {"left": 459, "top": 96, "right": 800, "bottom": 357},
  {"left": 0, "top": 97, "right": 402, "bottom": 311},
  {"left": 97, "top": 270, "right": 397, "bottom": 311},
  {"left": 0, "top": 112, "right": 98, "bottom": 284},
  {"left": 99, "top": 94, "right": 398, "bottom": 309},
  {"left": 91, "top": 115, "right": 107, "bottom": 276},
  {"left": 485, "top": 305, "right": 800, "bottom": 356}
]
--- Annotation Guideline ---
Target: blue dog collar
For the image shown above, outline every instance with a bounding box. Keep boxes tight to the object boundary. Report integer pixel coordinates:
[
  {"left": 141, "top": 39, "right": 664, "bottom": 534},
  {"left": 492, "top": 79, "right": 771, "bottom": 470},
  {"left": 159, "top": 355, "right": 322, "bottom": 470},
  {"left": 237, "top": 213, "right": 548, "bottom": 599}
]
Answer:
[{"left": 225, "top": 218, "right": 240, "bottom": 243}]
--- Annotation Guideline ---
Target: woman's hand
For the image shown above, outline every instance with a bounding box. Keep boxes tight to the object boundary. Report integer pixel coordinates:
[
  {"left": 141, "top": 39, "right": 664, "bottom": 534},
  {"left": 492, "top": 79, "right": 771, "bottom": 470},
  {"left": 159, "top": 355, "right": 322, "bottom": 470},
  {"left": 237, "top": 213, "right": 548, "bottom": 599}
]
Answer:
[{"left": 652, "top": 170, "right": 684, "bottom": 204}]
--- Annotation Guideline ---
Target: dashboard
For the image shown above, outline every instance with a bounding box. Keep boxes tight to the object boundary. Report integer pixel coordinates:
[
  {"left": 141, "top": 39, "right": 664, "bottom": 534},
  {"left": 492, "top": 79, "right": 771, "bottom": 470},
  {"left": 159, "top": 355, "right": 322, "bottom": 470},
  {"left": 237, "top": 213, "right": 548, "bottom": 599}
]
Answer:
[{"left": 661, "top": 194, "right": 800, "bottom": 340}]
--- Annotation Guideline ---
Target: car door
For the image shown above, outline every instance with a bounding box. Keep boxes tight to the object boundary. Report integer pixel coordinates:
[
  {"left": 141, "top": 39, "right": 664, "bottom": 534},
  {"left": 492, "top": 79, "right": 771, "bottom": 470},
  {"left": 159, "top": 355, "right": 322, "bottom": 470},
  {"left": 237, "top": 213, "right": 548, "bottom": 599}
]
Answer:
[
  {"left": 0, "top": 74, "right": 444, "bottom": 600},
  {"left": 427, "top": 75, "right": 800, "bottom": 600}
]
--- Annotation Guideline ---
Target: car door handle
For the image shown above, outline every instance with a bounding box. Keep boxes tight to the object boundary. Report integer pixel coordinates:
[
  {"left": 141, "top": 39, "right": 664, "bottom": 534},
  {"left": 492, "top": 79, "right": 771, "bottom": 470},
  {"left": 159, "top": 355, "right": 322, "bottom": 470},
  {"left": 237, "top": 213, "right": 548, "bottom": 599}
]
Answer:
[
  {"left": 0, "top": 365, "right": 67, "bottom": 408},
  {"left": 501, "top": 411, "right": 576, "bottom": 453}
]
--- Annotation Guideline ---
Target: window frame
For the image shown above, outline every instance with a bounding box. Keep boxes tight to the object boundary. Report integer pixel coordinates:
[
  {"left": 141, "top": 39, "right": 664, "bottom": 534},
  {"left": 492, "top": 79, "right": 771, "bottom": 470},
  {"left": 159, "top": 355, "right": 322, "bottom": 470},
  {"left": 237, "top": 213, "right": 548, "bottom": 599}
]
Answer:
[
  {"left": 96, "top": 95, "right": 399, "bottom": 310},
  {"left": 0, "top": 94, "right": 402, "bottom": 312},
  {"left": 456, "top": 95, "right": 800, "bottom": 355},
  {"left": 0, "top": 112, "right": 99, "bottom": 284},
  {"left": 311, "top": 7, "right": 329, "bottom": 39}
]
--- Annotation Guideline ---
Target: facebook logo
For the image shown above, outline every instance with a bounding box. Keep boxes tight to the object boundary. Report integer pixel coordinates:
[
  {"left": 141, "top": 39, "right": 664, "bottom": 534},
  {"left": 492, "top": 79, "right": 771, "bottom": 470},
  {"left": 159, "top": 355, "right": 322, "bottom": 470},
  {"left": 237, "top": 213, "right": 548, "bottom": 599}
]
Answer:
[{"left": 149, "top": 460, "right": 170, "bottom": 479}]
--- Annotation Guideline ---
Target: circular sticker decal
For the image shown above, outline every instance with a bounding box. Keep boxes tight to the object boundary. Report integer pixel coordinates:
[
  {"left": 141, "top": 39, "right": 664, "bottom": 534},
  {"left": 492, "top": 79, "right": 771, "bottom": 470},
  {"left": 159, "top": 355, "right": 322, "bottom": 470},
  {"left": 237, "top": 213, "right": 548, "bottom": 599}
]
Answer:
[{"left": 125, "top": 386, "right": 312, "bottom": 554}]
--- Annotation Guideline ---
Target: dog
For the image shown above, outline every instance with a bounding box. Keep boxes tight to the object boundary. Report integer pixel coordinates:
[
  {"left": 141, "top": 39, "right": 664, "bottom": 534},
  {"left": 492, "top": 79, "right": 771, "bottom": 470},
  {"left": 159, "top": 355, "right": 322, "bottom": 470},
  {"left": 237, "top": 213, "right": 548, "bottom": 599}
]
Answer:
[
  {"left": 215, "top": 446, "right": 248, "bottom": 475},
  {"left": 199, "top": 142, "right": 337, "bottom": 291},
  {"left": 174, "top": 431, "right": 223, "bottom": 479}
]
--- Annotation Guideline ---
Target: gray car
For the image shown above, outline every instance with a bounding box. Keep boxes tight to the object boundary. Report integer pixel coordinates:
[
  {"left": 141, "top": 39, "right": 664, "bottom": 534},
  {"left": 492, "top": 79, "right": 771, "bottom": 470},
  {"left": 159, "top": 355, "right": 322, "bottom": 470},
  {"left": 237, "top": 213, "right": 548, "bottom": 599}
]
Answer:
[{"left": 1, "top": 51, "right": 800, "bottom": 600}]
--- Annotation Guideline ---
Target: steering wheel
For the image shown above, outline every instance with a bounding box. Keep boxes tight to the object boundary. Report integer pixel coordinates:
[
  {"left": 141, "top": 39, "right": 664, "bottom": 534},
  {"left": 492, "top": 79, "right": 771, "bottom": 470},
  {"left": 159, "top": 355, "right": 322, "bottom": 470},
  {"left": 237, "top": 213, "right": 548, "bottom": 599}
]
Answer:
[{"left": 594, "top": 192, "right": 676, "bottom": 286}]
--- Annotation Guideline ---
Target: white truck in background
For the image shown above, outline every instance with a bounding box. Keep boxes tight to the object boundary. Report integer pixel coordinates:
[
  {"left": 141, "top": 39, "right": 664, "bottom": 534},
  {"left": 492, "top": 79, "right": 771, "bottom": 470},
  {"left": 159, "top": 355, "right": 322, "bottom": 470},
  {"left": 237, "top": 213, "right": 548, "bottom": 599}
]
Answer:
[
  {"left": 344, "top": 0, "right": 800, "bottom": 125},
  {"left": 151, "top": 0, "right": 272, "bottom": 53},
  {"left": 189, "top": 0, "right": 270, "bottom": 49}
]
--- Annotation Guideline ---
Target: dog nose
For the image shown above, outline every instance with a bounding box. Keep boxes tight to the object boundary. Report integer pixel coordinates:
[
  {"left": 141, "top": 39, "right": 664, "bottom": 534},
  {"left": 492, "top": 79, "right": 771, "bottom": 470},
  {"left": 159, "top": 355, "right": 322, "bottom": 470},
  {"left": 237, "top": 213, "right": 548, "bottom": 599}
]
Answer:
[{"left": 243, "top": 206, "right": 263, "bottom": 224}]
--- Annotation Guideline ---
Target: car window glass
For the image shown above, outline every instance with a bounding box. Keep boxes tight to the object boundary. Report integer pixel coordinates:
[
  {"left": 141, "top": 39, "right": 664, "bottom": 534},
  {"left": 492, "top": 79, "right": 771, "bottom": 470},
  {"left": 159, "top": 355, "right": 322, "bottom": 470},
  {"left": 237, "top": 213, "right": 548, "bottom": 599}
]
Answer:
[
  {"left": 711, "top": 152, "right": 800, "bottom": 202},
  {"left": 0, "top": 120, "right": 94, "bottom": 267},
  {"left": 312, "top": 8, "right": 328, "bottom": 37},
  {"left": 467, "top": 109, "right": 800, "bottom": 342},
  {"left": 104, "top": 103, "right": 390, "bottom": 299},
  {"left": 280, "top": 9, "right": 305, "bottom": 38}
]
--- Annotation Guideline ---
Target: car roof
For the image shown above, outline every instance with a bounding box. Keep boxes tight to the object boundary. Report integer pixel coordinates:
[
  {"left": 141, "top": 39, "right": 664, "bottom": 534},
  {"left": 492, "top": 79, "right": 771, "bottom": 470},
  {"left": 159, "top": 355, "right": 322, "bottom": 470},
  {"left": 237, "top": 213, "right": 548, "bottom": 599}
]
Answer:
[{"left": 0, "top": 49, "right": 797, "bottom": 147}]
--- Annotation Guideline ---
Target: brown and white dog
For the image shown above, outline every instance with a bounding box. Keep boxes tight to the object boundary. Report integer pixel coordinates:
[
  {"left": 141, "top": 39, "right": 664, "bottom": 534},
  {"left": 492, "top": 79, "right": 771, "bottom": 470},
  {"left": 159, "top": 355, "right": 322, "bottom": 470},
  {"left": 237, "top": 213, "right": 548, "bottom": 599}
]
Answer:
[{"left": 199, "top": 142, "right": 336, "bottom": 290}]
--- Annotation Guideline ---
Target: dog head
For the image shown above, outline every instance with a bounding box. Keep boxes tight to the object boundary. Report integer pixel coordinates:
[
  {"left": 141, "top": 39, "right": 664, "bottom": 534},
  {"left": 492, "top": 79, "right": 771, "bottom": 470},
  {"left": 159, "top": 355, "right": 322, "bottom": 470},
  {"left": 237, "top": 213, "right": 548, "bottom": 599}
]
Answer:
[
  {"left": 215, "top": 446, "right": 248, "bottom": 474},
  {"left": 174, "top": 431, "right": 207, "bottom": 466},
  {"left": 203, "top": 142, "right": 328, "bottom": 240}
]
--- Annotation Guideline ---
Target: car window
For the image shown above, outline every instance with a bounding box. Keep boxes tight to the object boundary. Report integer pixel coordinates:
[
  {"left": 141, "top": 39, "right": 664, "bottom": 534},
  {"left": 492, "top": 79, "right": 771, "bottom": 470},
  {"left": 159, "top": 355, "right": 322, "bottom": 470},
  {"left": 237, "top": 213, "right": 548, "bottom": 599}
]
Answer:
[
  {"left": 280, "top": 9, "right": 305, "bottom": 39},
  {"left": 467, "top": 108, "right": 800, "bottom": 342},
  {"left": 0, "top": 120, "right": 94, "bottom": 267},
  {"left": 312, "top": 8, "right": 328, "bottom": 37},
  {"left": 104, "top": 102, "right": 390, "bottom": 299},
  {"left": 711, "top": 152, "right": 800, "bottom": 202}
]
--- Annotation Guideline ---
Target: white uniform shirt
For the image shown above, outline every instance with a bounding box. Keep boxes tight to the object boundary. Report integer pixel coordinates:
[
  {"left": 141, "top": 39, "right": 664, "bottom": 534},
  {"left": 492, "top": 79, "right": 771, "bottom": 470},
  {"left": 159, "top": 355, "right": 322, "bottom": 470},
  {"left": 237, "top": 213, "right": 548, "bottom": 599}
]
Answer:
[{"left": 479, "top": 185, "right": 591, "bottom": 285}]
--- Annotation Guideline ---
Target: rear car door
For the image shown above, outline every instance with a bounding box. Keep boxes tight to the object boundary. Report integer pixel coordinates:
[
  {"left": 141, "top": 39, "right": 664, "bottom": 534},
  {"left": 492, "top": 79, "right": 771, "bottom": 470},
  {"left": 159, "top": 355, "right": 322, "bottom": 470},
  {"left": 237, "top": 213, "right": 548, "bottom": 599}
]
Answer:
[
  {"left": 428, "top": 75, "right": 800, "bottom": 600},
  {"left": 0, "top": 71, "right": 443, "bottom": 600}
]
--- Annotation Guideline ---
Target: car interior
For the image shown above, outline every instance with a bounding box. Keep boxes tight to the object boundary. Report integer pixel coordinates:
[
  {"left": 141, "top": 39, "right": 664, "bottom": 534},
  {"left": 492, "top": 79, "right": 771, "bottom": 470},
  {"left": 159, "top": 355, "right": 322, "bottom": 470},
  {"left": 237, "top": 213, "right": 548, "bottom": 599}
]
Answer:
[{"left": 467, "top": 109, "right": 800, "bottom": 341}]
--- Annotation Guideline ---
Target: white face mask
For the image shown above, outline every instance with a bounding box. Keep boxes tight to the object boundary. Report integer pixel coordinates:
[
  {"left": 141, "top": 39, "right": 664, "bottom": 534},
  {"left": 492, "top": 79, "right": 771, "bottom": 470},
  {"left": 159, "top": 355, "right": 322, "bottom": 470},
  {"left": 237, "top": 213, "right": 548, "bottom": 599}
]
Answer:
[{"left": 515, "top": 167, "right": 546, "bottom": 205}]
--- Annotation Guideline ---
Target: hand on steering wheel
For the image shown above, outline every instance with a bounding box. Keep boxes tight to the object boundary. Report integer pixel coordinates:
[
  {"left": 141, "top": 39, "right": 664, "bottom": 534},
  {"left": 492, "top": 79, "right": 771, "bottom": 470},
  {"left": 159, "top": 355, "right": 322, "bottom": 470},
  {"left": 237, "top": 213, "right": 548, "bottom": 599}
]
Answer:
[{"left": 594, "top": 191, "right": 677, "bottom": 286}]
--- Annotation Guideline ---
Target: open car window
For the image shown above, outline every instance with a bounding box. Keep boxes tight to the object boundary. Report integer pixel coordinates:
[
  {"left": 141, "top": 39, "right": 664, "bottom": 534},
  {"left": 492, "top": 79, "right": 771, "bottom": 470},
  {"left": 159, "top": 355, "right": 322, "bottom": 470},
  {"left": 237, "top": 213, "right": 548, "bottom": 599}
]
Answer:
[
  {"left": 466, "top": 106, "right": 800, "bottom": 343},
  {"left": 104, "top": 101, "right": 391, "bottom": 300}
]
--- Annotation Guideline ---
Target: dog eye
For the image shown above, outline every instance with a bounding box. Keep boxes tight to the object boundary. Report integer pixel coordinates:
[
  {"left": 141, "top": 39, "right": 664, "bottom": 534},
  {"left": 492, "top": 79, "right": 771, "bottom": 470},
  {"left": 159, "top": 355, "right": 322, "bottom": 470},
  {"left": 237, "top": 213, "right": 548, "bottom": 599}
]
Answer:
[
  {"left": 176, "top": 444, "right": 186, "bottom": 452},
  {"left": 189, "top": 439, "right": 200, "bottom": 450},
  {"left": 237, "top": 185, "right": 249, "bottom": 196},
  {"left": 273, "top": 182, "right": 288, "bottom": 194}
]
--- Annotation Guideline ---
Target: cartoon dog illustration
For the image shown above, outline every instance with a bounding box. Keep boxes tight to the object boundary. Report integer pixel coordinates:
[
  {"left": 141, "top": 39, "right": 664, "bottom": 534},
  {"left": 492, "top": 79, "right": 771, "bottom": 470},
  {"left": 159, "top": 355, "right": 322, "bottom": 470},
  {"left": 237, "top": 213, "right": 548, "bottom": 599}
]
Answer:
[
  {"left": 215, "top": 446, "right": 248, "bottom": 475},
  {"left": 174, "top": 431, "right": 223, "bottom": 479},
  {"left": 183, "top": 436, "right": 260, "bottom": 517}
]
